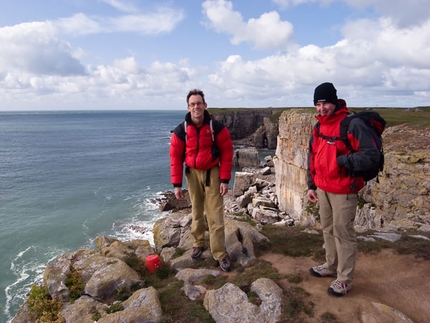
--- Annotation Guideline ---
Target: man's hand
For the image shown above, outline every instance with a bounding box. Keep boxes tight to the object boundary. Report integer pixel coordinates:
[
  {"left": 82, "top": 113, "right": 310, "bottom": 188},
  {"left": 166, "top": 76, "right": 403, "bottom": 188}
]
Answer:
[
  {"left": 220, "top": 183, "right": 229, "bottom": 196},
  {"left": 174, "top": 187, "right": 184, "bottom": 200},
  {"left": 306, "top": 189, "right": 318, "bottom": 203}
]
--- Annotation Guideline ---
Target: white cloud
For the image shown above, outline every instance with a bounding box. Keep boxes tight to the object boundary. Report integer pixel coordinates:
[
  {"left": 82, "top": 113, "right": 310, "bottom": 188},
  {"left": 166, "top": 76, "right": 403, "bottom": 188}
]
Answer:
[
  {"left": 1, "top": 1, "right": 429, "bottom": 110},
  {"left": 0, "top": 6, "right": 185, "bottom": 77},
  {"left": 202, "top": 0, "right": 294, "bottom": 50},
  {"left": 205, "top": 13, "right": 430, "bottom": 107},
  {"left": 107, "top": 10, "right": 184, "bottom": 34},
  {"left": 272, "top": 0, "right": 325, "bottom": 9},
  {"left": 101, "top": 0, "right": 139, "bottom": 13},
  {"left": 56, "top": 9, "right": 184, "bottom": 36},
  {"left": 0, "top": 22, "right": 86, "bottom": 76}
]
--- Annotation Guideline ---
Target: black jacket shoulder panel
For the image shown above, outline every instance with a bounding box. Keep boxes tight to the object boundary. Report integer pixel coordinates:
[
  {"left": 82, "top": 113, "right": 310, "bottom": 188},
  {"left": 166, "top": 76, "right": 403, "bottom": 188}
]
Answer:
[{"left": 173, "top": 123, "right": 186, "bottom": 142}]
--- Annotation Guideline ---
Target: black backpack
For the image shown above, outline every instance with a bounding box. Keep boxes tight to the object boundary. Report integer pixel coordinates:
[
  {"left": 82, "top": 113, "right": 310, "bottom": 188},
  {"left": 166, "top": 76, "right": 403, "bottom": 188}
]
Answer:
[{"left": 316, "top": 111, "right": 386, "bottom": 182}]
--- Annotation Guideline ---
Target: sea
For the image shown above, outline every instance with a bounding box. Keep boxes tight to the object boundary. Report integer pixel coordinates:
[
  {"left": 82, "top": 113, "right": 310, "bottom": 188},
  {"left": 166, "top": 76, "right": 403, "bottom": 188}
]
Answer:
[{"left": 0, "top": 110, "right": 187, "bottom": 322}]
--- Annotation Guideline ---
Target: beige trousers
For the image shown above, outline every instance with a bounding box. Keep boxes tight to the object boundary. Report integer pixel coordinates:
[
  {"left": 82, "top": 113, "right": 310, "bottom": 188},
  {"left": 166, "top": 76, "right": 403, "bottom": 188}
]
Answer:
[
  {"left": 317, "top": 188, "right": 358, "bottom": 285},
  {"left": 186, "top": 166, "right": 227, "bottom": 261}
]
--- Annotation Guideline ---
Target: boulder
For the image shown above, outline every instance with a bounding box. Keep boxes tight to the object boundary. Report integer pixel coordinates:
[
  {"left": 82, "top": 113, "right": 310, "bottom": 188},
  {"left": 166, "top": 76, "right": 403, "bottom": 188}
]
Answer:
[
  {"left": 203, "top": 279, "right": 282, "bottom": 323},
  {"left": 233, "top": 172, "right": 254, "bottom": 197},
  {"left": 234, "top": 148, "right": 260, "bottom": 168}
]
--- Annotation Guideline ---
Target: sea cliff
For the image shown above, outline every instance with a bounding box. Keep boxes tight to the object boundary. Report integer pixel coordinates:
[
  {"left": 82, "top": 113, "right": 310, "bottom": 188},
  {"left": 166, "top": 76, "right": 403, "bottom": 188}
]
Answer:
[{"left": 11, "top": 108, "right": 430, "bottom": 323}]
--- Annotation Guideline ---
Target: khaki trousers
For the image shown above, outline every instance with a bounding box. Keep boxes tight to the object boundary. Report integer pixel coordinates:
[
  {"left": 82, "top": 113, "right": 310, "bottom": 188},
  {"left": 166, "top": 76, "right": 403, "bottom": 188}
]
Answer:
[
  {"left": 317, "top": 188, "right": 358, "bottom": 285},
  {"left": 186, "top": 166, "right": 227, "bottom": 261}
]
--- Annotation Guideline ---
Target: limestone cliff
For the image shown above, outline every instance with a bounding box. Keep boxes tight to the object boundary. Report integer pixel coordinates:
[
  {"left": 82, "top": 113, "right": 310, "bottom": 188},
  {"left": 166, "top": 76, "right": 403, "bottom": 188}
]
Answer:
[
  {"left": 274, "top": 109, "right": 430, "bottom": 231},
  {"left": 209, "top": 108, "right": 281, "bottom": 149}
]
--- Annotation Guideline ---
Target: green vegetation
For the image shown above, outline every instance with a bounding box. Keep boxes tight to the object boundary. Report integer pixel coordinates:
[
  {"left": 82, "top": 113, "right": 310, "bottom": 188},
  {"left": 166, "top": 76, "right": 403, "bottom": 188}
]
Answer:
[
  {"left": 321, "top": 311, "right": 340, "bottom": 323},
  {"left": 260, "top": 225, "right": 326, "bottom": 262},
  {"left": 357, "top": 229, "right": 430, "bottom": 260},
  {"left": 124, "top": 253, "right": 147, "bottom": 276},
  {"left": 65, "top": 266, "right": 85, "bottom": 302},
  {"left": 158, "top": 280, "right": 215, "bottom": 323},
  {"left": 28, "top": 285, "right": 63, "bottom": 323},
  {"left": 105, "top": 302, "right": 123, "bottom": 314},
  {"left": 282, "top": 286, "right": 315, "bottom": 320},
  {"left": 231, "top": 259, "right": 280, "bottom": 289},
  {"left": 364, "top": 107, "right": 430, "bottom": 128},
  {"left": 209, "top": 106, "right": 430, "bottom": 129},
  {"left": 259, "top": 225, "right": 430, "bottom": 260},
  {"left": 91, "top": 310, "right": 102, "bottom": 321}
]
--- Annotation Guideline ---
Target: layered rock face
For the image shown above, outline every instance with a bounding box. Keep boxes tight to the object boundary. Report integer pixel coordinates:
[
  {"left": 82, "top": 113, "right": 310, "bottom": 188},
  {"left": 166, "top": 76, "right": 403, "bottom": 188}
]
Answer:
[
  {"left": 273, "top": 110, "right": 314, "bottom": 221},
  {"left": 211, "top": 108, "right": 280, "bottom": 149},
  {"left": 274, "top": 109, "right": 430, "bottom": 231}
]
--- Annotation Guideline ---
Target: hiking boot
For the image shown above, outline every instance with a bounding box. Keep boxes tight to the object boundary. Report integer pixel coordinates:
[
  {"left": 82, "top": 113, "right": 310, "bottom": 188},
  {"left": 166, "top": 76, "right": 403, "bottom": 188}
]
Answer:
[
  {"left": 219, "top": 255, "right": 231, "bottom": 272},
  {"left": 309, "top": 265, "right": 336, "bottom": 277},
  {"left": 327, "top": 279, "right": 352, "bottom": 297},
  {"left": 191, "top": 246, "right": 206, "bottom": 259}
]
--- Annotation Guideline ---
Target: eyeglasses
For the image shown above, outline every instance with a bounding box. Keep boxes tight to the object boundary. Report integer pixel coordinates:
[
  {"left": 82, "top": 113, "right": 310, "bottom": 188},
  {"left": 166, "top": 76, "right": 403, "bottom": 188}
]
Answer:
[{"left": 188, "top": 102, "right": 205, "bottom": 107}]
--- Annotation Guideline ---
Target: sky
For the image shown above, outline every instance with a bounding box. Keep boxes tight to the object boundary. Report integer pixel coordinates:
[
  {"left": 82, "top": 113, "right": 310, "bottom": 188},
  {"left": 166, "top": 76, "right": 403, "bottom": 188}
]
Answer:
[{"left": 0, "top": 0, "right": 429, "bottom": 111}]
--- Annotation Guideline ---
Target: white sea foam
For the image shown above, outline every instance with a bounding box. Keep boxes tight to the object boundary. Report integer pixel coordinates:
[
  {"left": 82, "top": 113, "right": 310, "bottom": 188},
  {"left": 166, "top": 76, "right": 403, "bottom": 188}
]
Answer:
[
  {"left": 112, "top": 218, "right": 155, "bottom": 245},
  {"left": 4, "top": 246, "right": 66, "bottom": 322}
]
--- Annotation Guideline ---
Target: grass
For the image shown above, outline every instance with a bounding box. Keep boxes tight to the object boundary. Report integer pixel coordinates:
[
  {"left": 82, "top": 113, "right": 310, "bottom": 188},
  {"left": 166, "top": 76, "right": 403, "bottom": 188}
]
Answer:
[
  {"left": 209, "top": 106, "right": 430, "bottom": 129},
  {"left": 357, "top": 229, "right": 430, "bottom": 260},
  {"left": 259, "top": 225, "right": 430, "bottom": 260},
  {"left": 368, "top": 107, "right": 430, "bottom": 128},
  {"left": 259, "top": 225, "right": 326, "bottom": 262}
]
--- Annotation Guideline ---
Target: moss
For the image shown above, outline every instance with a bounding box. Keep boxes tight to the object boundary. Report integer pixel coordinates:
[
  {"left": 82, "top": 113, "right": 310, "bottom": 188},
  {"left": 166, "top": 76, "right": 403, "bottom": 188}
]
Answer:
[
  {"left": 287, "top": 274, "right": 303, "bottom": 284},
  {"left": 281, "top": 287, "right": 314, "bottom": 320},
  {"left": 105, "top": 302, "right": 123, "bottom": 314},
  {"left": 230, "top": 259, "right": 280, "bottom": 290},
  {"left": 260, "top": 225, "right": 325, "bottom": 261},
  {"left": 91, "top": 310, "right": 102, "bottom": 321},
  {"left": 247, "top": 291, "right": 262, "bottom": 306},
  {"left": 115, "top": 288, "right": 132, "bottom": 302},
  {"left": 321, "top": 311, "right": 339, "bottom": 322},
  {"left": 172, "top": 247, "right": 186, "bottom": 259},
  {"left": 124, "top": 253, "right": 146, "bottom": 277}
]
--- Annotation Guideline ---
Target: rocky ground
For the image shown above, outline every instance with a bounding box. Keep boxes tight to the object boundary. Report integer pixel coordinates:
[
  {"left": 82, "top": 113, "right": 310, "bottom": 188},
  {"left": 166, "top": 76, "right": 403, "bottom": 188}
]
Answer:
[
  {"left": 382, "top": 123, "right": 430, "bottom": 151},
  {"left": 161, "top": 186, "right": 430, "bottom": 323},
  {"left": 260, "top": 250, "right": 430, "bottom": 323}
]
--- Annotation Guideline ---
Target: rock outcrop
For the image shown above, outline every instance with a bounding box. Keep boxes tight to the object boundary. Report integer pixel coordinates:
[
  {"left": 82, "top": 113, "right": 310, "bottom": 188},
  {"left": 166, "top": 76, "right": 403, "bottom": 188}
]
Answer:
[
  {"left": 211, "top": 108, "right": 281, "bottom": 149},
  {"left": 274, "top": 109, "right": 430, "bottom": 231}
]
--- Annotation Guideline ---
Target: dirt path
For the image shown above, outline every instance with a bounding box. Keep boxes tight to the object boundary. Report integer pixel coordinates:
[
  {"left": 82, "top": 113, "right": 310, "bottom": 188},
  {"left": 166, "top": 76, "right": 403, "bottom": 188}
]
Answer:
[{"left": 260, "top": 249, "right": 430, "bottom": 323}]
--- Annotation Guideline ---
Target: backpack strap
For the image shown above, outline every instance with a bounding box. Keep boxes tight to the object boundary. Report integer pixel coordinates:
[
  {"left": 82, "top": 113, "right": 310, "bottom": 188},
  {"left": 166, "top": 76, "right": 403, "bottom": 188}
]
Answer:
[
  {"left": 339, "top": 115, "right": 355, "bottom": 152},
  {"left": 315, "top": 122, "right": 343, "bottom": 142},
  {"left": 209, "top": 118, "right": 215, "bottom": 141},
  {"left": 183, "top": 119, "right": 215, "bottom": 143},
  {"left": 183, "top": 120, "right": 187, "bottom": 142}
]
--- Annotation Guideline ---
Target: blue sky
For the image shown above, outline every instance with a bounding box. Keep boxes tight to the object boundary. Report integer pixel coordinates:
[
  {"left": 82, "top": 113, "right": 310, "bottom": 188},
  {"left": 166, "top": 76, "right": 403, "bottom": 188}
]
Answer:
[{"left": 0, "top": 0, "right": 429, "bottom": 110}]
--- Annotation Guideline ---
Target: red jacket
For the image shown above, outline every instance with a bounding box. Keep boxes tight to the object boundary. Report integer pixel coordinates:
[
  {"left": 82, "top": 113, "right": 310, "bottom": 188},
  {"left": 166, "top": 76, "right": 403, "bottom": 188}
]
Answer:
[
  {"left": 170, "top": 111, "right": 233, "bottom": 187},
  {"left": 307, "top": 100, "right": 379, "bottom": 194}
]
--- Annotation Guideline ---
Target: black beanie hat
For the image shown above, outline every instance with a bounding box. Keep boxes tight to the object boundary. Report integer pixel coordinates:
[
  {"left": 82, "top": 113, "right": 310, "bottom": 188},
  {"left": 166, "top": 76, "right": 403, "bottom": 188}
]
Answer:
[{"left": 313, "top": 82, "right": 338, "bottom": 106}]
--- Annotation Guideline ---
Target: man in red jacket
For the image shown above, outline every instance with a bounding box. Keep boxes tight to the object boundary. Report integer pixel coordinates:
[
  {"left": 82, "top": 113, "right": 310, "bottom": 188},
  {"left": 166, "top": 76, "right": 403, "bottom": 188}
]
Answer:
[
  {"left": 306, "top": 82, "right": 380, "bottom": 296},
  {"left": 170, "top": 89, "right": 234, "bottom": 271}
]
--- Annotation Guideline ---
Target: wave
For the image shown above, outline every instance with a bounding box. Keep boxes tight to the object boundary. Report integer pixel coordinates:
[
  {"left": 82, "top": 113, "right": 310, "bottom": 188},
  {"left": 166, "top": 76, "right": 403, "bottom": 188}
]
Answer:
[{"left": 4, "top": 246, "right": 67, "bottom": 322}]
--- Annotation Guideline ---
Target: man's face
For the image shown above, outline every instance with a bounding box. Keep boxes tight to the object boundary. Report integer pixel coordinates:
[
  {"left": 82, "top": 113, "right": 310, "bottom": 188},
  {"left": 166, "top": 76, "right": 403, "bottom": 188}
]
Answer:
[
  {"left": 187, "top": 94, "right": 207, "bottom": 120},
  {"left": 316, "top": 102, "right": 336, "bottom": 116}
]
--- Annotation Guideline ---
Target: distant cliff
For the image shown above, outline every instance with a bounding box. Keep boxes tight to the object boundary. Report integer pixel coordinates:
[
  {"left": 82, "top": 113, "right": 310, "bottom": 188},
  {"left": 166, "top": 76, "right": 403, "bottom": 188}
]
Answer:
[{"left": 209, "top": 108, "right": 286, "bottom": 150}]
